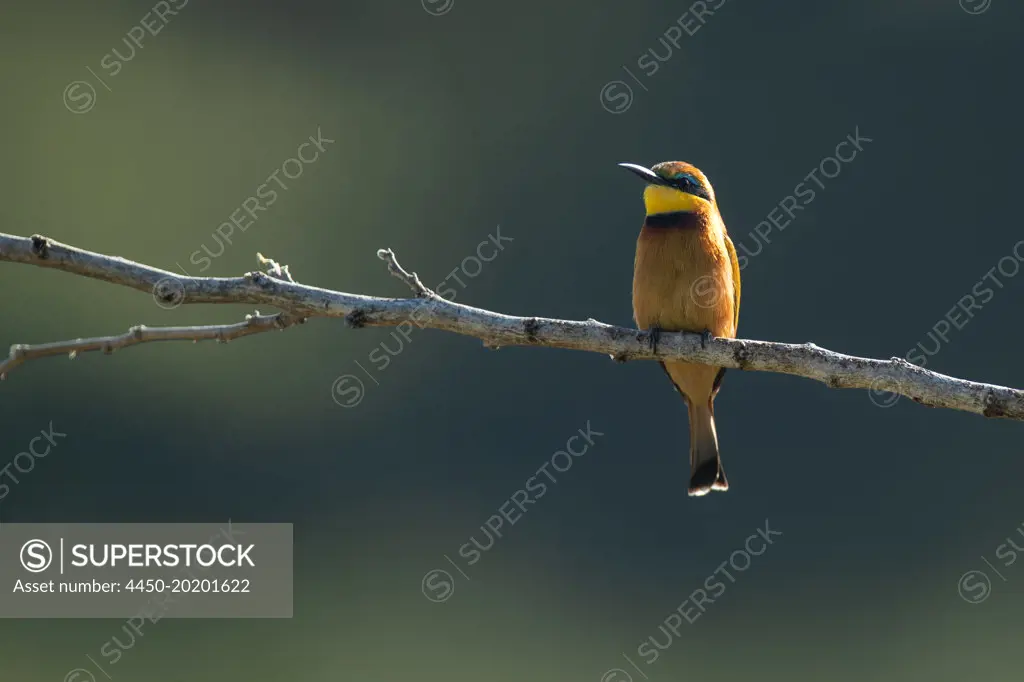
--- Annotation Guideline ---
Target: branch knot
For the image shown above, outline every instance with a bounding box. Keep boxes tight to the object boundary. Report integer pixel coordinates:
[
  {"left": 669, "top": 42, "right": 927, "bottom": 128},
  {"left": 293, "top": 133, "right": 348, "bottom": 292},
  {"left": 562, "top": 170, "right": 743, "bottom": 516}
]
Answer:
[
  {"left": 345, "top": 310, "right": 368, "bottom": 329},
  {"left": 30, "top": 235, "right": 50, "bottom": 259},
  {"left": 524, "top": 318, "right": 541, "bottom": 342}
]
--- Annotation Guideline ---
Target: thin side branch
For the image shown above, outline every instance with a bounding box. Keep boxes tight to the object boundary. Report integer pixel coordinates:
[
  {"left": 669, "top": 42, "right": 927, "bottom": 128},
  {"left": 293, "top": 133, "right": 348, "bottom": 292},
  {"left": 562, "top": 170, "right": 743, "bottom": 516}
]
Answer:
[
  {"left": 0, "top": 313, "right": 302, "bottom": 377},
  {"left": 2, "top": 232, "right": 1023, "bottom": 421},
  {"left": 376, "top": 247, "right": 434, "bottom": 297}
]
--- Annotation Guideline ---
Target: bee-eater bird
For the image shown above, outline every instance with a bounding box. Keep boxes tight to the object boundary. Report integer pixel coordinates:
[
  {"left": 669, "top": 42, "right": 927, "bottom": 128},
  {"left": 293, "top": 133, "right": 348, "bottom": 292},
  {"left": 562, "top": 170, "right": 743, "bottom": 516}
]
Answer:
[{"left": 621, "top": 161, "right": 740, "bottom": 497}]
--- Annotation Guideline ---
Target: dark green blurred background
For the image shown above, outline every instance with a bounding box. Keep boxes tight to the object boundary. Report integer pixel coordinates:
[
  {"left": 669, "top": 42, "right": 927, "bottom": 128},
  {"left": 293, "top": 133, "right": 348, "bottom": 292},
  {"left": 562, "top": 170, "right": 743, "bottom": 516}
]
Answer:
[{"left": 2, "top": 0, "right": 1023, "bottom": 680}]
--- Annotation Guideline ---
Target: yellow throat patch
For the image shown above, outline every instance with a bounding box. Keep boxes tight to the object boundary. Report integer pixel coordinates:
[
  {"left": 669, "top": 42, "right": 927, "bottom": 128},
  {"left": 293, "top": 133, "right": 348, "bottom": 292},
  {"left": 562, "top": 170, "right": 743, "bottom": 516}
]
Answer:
[{"left": 643, "top": 184, "right": 708, "bottom": 215}]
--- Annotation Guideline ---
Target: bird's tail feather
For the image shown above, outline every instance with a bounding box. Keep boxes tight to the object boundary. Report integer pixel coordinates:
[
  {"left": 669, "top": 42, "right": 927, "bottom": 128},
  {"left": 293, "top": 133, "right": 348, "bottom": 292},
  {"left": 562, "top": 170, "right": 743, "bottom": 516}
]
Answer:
[{"left": 688, "top": 401, "right": 728, "bottom": 496}]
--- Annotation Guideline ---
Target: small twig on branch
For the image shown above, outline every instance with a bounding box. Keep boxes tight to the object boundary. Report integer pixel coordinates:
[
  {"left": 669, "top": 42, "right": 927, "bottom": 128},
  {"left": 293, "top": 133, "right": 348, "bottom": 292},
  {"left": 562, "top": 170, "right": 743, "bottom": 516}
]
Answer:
[
  {"left": 376, "top": 248, "right": 434, "bottom": 297},
  {"left": 1, "top": 231, "right": 1023, "bottom": 421},
  {"left": 256, "top": 252, "right": 294, "bottom": 283},
  {"left": 0, "top": 313, "right": 302, "bottom": 378}
]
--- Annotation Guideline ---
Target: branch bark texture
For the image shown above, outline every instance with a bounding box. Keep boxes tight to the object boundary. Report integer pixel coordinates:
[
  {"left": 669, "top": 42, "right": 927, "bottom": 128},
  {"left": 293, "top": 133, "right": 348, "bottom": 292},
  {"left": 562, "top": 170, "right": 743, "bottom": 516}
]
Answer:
[{"left": 2, "top": 232, "right": 1022, "bottom": 421}]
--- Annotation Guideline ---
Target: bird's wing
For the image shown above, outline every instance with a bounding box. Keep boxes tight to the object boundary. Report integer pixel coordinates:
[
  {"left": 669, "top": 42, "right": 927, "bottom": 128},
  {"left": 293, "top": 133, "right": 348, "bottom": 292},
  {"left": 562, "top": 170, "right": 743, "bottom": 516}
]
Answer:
[{"left": 723, "top": 232, "right": 741, "bottom": 333}]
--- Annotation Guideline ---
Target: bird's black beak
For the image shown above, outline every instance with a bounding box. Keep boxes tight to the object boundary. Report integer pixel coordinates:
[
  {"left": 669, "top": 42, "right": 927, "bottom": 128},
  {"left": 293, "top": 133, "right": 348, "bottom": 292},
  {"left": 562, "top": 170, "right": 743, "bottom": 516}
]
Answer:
[{"left": 618, "top": 163, "right": 668, "bottom": 186}]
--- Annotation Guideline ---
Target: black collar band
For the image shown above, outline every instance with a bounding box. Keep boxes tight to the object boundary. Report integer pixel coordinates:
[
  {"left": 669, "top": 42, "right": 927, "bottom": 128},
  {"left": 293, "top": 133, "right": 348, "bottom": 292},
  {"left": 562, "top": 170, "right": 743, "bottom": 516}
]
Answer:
[{"left": 643, "top": 211, "right": 701, "bottom": 229}]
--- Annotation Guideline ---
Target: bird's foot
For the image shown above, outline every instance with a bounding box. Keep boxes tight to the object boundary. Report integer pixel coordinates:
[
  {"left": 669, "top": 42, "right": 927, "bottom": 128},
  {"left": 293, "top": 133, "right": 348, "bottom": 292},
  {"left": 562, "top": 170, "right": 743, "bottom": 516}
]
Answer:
[
  {"left": 648, "top": 326, "right": 663, "bottom": 354},
  {"left": 700, "top": 328, "right": 713, "bottom": 350}
]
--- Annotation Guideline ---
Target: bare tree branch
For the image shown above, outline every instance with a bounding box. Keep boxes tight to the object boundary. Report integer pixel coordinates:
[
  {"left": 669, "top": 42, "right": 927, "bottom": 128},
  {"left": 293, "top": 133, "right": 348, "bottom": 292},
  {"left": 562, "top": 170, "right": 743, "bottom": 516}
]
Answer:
[
  {"left": 2, "top": 231, "right": 1023, "bottom": 420},
  {"left": 0, "top": 313, "right": 303, "bottom": 378}
]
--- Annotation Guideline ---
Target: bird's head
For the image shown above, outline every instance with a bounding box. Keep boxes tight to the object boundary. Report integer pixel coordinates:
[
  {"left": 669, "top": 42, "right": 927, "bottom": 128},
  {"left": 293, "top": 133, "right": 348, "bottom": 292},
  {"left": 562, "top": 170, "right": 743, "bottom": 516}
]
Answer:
[{"left": 619, "top": 161, "right": 715, "bottom": 216}]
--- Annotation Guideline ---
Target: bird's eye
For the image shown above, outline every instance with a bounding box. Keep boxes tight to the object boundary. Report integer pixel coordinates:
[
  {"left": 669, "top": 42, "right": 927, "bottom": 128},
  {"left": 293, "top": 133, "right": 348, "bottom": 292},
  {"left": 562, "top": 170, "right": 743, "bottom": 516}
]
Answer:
[{"left": 672, "top": 172, "right": 698, "bottom": 187}]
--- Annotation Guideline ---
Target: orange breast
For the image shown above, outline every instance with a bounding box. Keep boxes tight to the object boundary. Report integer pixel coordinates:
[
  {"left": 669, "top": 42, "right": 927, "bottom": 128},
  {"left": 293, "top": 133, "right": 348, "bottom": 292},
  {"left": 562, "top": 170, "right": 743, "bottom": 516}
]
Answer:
[{"left": 631, "top": 212, "right": 736, "bottom": 339}]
